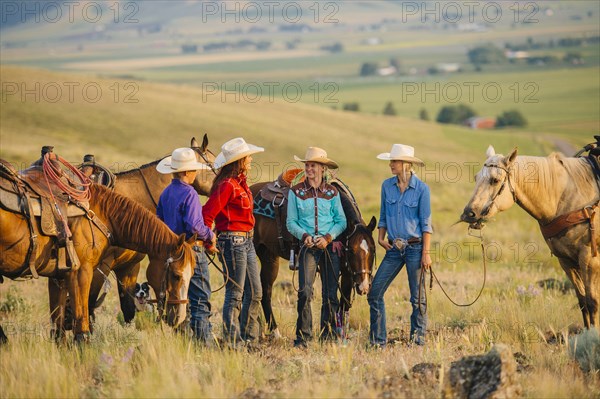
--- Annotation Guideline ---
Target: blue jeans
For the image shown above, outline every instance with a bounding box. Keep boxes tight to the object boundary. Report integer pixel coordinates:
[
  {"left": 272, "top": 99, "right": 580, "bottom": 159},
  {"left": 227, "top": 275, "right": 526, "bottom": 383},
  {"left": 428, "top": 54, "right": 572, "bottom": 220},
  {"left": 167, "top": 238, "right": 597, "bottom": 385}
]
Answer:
[
  {"left": 217, "top": 235, "right": 262, "bottom": 343},
  {"left": 367, "top": 244, "right": 426, "bottom": 346},
  {"left": 189, "top": 248, "right": 212, "bottom": 342},
  {"left": 295, "top": 246, "right": 340, "bottom": 343}
]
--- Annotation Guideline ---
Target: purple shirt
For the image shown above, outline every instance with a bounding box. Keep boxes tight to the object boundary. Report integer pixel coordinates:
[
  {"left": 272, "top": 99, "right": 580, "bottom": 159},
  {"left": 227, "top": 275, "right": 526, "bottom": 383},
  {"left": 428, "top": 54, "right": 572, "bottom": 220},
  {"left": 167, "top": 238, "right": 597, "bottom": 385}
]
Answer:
[{"left": 157, "top": 179, "right": 214, "bottom": 242}]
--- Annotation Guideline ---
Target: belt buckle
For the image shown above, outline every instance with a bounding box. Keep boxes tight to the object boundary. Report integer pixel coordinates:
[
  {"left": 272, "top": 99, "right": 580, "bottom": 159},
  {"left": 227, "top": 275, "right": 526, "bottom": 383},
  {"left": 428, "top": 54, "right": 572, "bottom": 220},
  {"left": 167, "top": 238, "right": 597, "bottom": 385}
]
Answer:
[{"left": 393, "top": 238, "right": 408, "bottom": 251}]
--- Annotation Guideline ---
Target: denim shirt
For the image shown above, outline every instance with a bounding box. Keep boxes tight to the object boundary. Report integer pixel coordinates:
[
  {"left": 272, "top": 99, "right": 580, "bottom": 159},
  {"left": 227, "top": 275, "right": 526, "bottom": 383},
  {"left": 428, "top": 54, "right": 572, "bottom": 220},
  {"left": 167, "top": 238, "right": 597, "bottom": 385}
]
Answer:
[
  {"left": 287, "top": 181, "right": 347, "bottom": 241},
  {"left": 378, "top": 174, "right": 432, "bottom": 240}
]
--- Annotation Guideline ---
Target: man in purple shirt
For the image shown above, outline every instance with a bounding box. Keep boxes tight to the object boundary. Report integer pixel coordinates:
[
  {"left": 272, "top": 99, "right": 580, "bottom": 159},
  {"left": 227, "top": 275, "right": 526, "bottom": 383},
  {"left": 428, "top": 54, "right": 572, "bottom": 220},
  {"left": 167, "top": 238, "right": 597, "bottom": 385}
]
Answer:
[{"left": 157, "top": 147, "right": 216, "bottom": 344}]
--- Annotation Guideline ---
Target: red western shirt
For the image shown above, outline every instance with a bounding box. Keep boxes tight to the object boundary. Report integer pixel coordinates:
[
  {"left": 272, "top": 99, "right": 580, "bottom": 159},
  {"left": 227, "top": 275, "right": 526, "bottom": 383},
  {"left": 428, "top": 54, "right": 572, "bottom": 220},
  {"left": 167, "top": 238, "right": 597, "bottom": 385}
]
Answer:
[{"left": 202, "top": 174, "right": 255, "bottom": 232}]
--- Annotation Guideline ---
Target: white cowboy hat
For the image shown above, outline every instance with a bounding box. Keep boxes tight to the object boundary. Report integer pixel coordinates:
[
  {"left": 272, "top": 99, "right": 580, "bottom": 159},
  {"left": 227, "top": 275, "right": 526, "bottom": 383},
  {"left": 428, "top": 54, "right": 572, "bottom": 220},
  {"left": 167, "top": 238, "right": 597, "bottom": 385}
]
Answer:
[
  {"left": 294, "top": 147, "right": 338, "bottom": 169},
  {"left": 214, "top": 137, "right": 264, "bottom": 169},
  {"left": 376, "top": 144, "right": 425, "bottom": 166},
  {"left": 156, "top": 147, "right": 211, "bottom": 174}
]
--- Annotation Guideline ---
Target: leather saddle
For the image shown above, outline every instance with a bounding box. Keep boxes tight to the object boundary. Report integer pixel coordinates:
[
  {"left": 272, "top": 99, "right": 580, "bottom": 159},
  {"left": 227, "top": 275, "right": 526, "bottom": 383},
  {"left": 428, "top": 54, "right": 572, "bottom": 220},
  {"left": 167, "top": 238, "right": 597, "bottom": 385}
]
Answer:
[
  {"left": 254, "top": 169, "right": 303, "bottom": 253},
  {"left": 78, "top": 154, "right": 116, "bottom": 189},
  {"left": 0, "top": 152, "right": 89, "bottom": 277}
]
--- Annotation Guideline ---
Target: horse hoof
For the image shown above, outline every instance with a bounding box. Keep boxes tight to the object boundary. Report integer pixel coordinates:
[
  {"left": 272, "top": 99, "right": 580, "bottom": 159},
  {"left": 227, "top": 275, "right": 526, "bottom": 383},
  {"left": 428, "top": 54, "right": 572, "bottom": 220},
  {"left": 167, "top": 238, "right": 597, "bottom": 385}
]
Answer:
[
  {"left": 268, "top": 328, "right": 282, "bottom": 340},
  {"left": 74, "top": 332, "right": 91, "bottom": 344}
]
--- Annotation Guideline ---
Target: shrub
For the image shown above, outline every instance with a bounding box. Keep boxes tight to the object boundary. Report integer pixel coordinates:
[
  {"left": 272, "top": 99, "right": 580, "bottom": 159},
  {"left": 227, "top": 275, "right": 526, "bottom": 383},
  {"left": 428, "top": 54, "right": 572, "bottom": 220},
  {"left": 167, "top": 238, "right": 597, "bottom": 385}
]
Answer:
[
  {"left": 436, "top": 104, "right": 477, "bottom": 124},
  {"left": 467, "top": 44, "right": 507, "bottom": 65},
  {"left": 496, "top": 110, "right": 528, "bottom": 127},
  {"left": 383, "top": 102, "right": 397, "bottom": 116},
  {"left": 419, "top": 108, "right": 430, "bottom": 121},
  {"left": 569, "top": 328, "right": 600, "bottom": 373},
  {"left": 343, "top": 103, "right": 360, "bottom": 112},
  {"left": 359, "top": 62, "right": 378, "bottom": 77}
]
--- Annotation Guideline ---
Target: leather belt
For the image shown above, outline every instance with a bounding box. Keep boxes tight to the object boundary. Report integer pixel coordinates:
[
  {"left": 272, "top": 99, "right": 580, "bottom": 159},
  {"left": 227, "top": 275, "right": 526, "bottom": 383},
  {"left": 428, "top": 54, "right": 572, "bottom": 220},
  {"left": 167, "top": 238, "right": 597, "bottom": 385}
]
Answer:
[
  {"left": 388, "top": 237, "right": 422, "bottom": 250},
  {"left": 219, "top": 230, "right": 254, "bottom": 238}
]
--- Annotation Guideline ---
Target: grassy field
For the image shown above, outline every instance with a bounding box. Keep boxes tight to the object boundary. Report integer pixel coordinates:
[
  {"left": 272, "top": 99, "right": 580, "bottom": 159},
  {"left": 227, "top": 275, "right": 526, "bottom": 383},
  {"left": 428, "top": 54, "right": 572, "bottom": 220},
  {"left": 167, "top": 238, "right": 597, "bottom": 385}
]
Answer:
[{"left": 1, "top": 65, "right": 599, "bottom": 397}]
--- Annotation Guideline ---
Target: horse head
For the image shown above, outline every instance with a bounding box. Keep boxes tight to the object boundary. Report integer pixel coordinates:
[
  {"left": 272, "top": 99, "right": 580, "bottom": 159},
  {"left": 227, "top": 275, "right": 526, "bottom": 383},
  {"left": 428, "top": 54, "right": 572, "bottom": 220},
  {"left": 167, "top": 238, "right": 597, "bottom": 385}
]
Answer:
[
  {"left": 162, "top": 235, "right": 195, "bottom": 327},
  {"left": 190, "top": 134, "right": 217, "bottom": 196},
  {"left": 461, "top": 145, "right": 518, "bottom": 229},
  {"left": 344, "top": 216, "right": 377, "bottom": 295}
]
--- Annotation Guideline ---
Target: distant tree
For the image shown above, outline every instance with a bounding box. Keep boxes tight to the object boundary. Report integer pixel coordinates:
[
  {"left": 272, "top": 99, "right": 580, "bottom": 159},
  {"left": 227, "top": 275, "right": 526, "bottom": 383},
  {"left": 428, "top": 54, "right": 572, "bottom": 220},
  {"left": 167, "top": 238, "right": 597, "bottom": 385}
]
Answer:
[
  {"left": 496, "top": 110, "right": 528, "bottom": 127},
  {"left": 359, "top": 62, "right": 379, "bottom": 76},
  {"left": 383, "top": 102, "right": 397, "bottom": 116},
  {"left": 558, "top": 38, "right": 583, "bottom": 47},
  {"left": 321, "top": 42, "right": 344, "bottom": 53},
  {"left": 255, "top": 41, "right": 271, "bottom": 50},
  {"left": 419, "top": 108, "right": 430, "bottom": 121},
  {"left": 436, "top": 104, "right": 477, "bottom": 124},
  {"left": 467, "top": 44, "right": 507, "bottom": 65},
  {"left": 564, "top": 52, "right": 584, "bottom": 64},
  {"left": 343, "top": 103, "right": 360, "bottom": 112},
  {"left": 389, "top": 57, "right": 402, "bottom": 70}
]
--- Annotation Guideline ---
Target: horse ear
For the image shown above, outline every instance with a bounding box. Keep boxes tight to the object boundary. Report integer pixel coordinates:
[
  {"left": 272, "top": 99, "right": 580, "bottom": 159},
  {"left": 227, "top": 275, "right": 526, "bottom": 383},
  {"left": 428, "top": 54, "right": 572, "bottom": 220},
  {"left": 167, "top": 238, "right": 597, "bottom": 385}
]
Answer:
[
  {"left": 201, "top": 134, "right": 209, "bottom": 152},
  {"left": 191, "top": 137, "right": 199, "bottom": 148},
  {"left": 486, "top": 145, "right": 495, "bottom": 158},
  {"left": 504, "top": 147, "right": 518, "bottom": 166},
  {"left": 186, "top": 233, "right": 197, "bottom": 245},
  {"left": 367, "top": 216, "right": 377, "bottom": 232},
  {"left": 177, "top": 233, "right": 186, "bottom": 247}
]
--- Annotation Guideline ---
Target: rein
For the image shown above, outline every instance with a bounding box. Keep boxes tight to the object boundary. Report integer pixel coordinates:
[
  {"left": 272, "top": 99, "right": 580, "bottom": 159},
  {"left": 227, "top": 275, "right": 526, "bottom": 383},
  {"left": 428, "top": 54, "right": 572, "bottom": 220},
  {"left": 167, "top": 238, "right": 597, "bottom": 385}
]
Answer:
[{"left": 136, "top": 168, "right": 159, "bottom": 208}]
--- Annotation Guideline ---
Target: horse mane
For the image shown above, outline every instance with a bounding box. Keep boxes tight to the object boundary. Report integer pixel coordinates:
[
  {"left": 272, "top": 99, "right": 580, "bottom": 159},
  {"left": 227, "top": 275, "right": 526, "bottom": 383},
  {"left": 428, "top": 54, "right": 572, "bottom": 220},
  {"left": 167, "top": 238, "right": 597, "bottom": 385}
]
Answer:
[
  {"left": 115, "top": 159, "right": 163, "bottom": 177},
  {"left": 88, "top": 184, "right": 178, "bottom": 255},
  {"left": 516, "top": 153, "right": 596, "bottom": 201},
  {"left": 332, "top": 180, "right": 362, "bottom": 225}
]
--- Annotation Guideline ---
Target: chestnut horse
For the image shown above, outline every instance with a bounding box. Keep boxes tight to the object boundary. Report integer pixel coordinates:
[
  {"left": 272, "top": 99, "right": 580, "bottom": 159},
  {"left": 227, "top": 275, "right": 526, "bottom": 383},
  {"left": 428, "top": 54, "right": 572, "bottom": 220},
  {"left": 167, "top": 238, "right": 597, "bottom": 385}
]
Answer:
[
  {"left": 461, "top": 146, "right": 600, "bottom": 328},
  {"left": 251, "top": 179, "right": 376, "bottom": 338},
  {"left": 66, "top": 135, "right": 215, "bottom": 327},
  {"left": 1, "top": 182, "right": 196, "bottom": 341}
]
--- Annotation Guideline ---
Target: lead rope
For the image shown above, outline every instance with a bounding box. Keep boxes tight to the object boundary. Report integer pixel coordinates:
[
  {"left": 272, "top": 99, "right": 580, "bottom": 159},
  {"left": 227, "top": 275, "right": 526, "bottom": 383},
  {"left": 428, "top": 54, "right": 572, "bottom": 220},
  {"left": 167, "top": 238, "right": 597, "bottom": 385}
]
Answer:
[{"left": 420, "top": 228, "right": 487, "bottom": 315}]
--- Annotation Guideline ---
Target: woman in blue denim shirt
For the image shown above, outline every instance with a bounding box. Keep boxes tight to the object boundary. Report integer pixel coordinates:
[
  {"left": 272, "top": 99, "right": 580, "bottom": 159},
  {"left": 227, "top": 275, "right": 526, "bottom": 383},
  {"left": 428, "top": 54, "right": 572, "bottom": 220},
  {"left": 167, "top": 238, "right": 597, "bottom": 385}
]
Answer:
[
  {"left": 287, "top": 147, "right": 347, "bottom": 347},
  {"left": 368, "top": 144, "right": 433, "bottom": 347}
]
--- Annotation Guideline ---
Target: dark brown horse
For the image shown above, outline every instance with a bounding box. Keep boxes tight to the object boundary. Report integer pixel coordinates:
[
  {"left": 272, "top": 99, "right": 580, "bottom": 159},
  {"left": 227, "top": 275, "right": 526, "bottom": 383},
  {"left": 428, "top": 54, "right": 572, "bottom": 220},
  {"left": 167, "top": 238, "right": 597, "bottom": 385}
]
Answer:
[
  {"left": 1, "top": 182, "right": 196, "bottom": 341},
  {"left": 71, "top": 135, "right": 216, "bottom": 327},
  {"left": 250, "top": 179, "right": 376, "bottom": 338}
]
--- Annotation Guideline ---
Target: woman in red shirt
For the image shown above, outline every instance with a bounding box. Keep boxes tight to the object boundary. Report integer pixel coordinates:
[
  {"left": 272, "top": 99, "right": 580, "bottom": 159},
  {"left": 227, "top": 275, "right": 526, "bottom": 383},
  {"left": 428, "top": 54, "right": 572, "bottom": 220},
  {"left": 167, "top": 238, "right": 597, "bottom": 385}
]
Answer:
[{"left": 202, "top": 137, "right": 264, "bottom": 346}]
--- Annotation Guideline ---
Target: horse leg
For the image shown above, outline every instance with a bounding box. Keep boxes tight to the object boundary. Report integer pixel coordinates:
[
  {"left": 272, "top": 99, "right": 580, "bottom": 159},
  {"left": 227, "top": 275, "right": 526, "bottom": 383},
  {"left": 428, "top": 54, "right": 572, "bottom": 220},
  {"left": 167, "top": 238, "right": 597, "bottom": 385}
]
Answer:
[
  {"left": 0, "top": 324, "right": 7, "bottom": 345},
  {"left": 580, "top": 251, "right": 600, "bottom": 328},
  {"left": 557, "top": 257, "right": 591, "bottom": 329},
  {"left": 68, "top": 265, "right": 93, "bottom": 343},
  {"left": 257, "top": 245, "right": 280, "bottom": 338},
  {"left": 48, "top": 278, "right": 67, "bottom": 343},
  {"left": 147, "top": 257, "right": 164, "bottom": 322},
  {"left": 115, "top": 261, "right": 140, "bottom": 324}
]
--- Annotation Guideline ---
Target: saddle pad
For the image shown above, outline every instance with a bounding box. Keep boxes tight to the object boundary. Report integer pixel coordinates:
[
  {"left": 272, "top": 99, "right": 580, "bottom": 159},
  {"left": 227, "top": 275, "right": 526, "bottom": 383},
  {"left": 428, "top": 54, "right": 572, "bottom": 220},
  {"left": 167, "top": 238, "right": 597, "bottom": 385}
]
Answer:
[
  {"left": 253, "top": 194, "right": 276, "bottom": 219},
  {"left": 0, "top": 188, "right": 87, "bottom": 218}
]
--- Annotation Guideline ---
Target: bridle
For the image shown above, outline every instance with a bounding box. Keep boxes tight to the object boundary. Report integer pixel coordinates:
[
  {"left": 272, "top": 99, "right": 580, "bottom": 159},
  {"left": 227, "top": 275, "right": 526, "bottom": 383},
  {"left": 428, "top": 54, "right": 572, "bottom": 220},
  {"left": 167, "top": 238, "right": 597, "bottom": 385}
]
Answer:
[
  {"left": 150, "top": 247, "right": 189, "bottom": 310},
  {"left": 343, "top": 223, "right": 375, "bottom": 287},
  {"left": 479, "top": 162, "right": 518, "bottom": 219},
  {"left": 192, "top": 146, "right": 218, "bottom": 176}
]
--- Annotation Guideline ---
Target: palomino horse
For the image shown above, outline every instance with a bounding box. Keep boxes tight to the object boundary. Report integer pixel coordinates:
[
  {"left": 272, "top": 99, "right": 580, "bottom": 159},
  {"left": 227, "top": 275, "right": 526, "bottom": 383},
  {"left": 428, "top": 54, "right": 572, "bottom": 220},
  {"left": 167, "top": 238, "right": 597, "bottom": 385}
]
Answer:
[
  {"left": 251, "top": 178, "right": 376, "bottom": 337},
  {"left": 1, "top": 181, "right": 196, "bottom": 341},
  {"left": 461, "top": 146, "right": 599, "bottom": 328},
  {"left": 66, "top": 135, "right": 215, "bottom": 327}
]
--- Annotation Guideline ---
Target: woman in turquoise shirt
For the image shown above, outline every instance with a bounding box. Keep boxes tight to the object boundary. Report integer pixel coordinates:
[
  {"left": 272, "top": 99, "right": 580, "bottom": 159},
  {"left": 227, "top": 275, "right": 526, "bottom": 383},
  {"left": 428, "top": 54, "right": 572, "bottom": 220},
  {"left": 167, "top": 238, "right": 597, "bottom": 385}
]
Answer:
[
  {"left": 368, "top": 144, "right": 433, "bottom": 348},
  {"left": 287, "top": 147, "right": 347, "bottom": 348}
]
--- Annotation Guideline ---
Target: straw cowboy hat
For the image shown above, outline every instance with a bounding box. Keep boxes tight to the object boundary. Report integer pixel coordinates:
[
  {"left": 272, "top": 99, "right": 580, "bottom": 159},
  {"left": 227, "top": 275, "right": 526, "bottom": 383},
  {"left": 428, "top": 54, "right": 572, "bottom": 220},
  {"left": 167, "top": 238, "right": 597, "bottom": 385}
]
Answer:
[
  {"left": 156, "top": 147, "right": 211, "bottom": 174},
  {"left": 214, "top": 137, "right": 264, "bottom": 169},
  {"left": 294, "top": 147, "right": 339, "bottom": 169},
  {"left": 376, "top": 144, "right": 425, "bottom": 166}
]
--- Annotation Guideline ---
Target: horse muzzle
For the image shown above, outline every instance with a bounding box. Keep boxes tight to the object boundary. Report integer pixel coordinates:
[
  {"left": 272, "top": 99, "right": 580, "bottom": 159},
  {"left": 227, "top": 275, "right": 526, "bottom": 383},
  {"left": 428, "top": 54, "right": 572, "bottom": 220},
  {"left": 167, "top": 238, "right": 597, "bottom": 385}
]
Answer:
[{"left": 460, "top": 207, "right": 485, "bottom": 229}]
